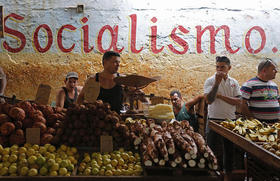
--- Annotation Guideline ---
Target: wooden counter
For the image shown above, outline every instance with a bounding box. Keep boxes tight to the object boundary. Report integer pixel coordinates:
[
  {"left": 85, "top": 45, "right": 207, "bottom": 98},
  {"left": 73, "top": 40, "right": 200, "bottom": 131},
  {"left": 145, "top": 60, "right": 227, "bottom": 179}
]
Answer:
[
  {"left": 0, "top": 175, "right": 219, "bottom": 181},
  {"left": 209, "top": 120, "right": 280, "bottom": 170}
]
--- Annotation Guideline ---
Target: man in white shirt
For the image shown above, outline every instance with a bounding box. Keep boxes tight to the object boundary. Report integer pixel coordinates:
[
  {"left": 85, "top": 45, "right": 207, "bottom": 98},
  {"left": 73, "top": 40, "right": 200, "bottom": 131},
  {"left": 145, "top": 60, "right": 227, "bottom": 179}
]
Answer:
[{"left": 204, "top": 56, "right": 241, "bottom": 177}]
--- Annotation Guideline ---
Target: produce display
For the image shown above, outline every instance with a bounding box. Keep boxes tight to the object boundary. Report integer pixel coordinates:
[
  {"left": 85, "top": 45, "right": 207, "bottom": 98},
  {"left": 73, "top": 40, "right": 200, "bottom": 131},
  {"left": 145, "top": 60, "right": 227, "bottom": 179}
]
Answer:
[
  {"left": 77, "top": 148, "right": 142, "bottom": 176},
  {"left": 57, "top": 101, "right": 121, "bottom": 147},
  {"left": 0, "top": 102, "right": 65, "bottom": 146},
  {"left": 262, "top": 140, "right": 280, "bottom": 157},
  {"left": 0, "top": 144, "right": 78, "bottom": 176},
  {"left": 220, "top": 118, "right": 279, "bottom": 142},
  {"left": 148, "top": 104, "right": 175, "bottom": 120},
  {"left": 0, "top": 100, "right": 219, "bottom": 178},
  {"left": 118, "top": 118, "right": 218, "bottom": 170}
]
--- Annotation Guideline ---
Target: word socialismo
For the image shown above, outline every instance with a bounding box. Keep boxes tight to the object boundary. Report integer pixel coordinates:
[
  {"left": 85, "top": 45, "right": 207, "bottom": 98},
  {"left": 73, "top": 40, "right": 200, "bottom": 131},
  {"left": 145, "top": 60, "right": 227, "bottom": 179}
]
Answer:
[{"left": 3, "top": 13, "right": 267, "bottom": 54}]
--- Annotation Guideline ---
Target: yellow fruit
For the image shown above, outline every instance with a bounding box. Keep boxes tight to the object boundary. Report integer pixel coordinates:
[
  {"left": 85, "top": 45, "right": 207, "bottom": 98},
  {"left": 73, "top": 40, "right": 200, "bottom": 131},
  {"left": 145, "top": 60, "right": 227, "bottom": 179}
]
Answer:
[
  {"left": 24, "top": 143, "right": 31, "bottom": 148},
  {"left": 127, "top": 151, "right": 133, "bottom": 156},
  {"left": 2, "top": 148, "right": 10, "bottom": 155},
  {"left": 3, "top": 161, "right": 11, "bottom": 168},
  {"left": 70, "top": 147, "right": 77, "bottom": 154},
  {"left": 121, "top": 153, "right": 129, "bottom": 161},
  {"left": 67, "top": 163, "right": 74, "bottom": 171},
  {"left": 18, "top": 158, "right": 28, "bottom": 166},
  {"left": 50, "top": 170, "right": 58, "bottom": 176},
  {"left": 60, "top": 145, "right": 67, "bottom": 152},
  {"left": 19, "top": 166, "right": 28, "bottom": 176},
  {"left": 134, "top": 165, "right": 143, "bottom": 172},
  {"left": 105, "top": 164, "right": 113, "bottom": 171},
  {"left": 8, "top": 165, "right": 17, "bottom": 174},
  {"left": 84, "top": 156, "right": 91, "bottom": 163},
  {"left": 119, "top": 148, "right": 124, "bottom": 153},
  {"left": 60, "top": 160, "right": 68, "bottom": 168},
  {"left": 19, "top": 153, "right": 26, "bottom": 160},
  {"left": 115, "top": 169, "right": 121, "bottom": 176},
  {"left": 48, "top": 145, "right": 56, "bottom": 153},
  {"left": 84, "top": 168, "right": 91, "bottom": 176},
  {"left": 9, "top": 154, "right": 17, "bottom": 163},
  {"left": 28, "top": 156, "right": 37, "bottom": 165},
  {"left": 92, "top": 167, "right": 99, "bottom": 175},
  {"left": 99, "top": 168, "right": 105, "bottom": 176},
  {"left": 29, "top": 164, "right": 40, "bottom": 169},
  {"left": 39, "top": 147, "right": 47, "bottom": 155},
  {"left": 0, "top": 145, "right": 3, "bottom": 153},
  {"left": 2, "top": 155, "right": 9, "bottom": 162},
  {"left": 19, "top": 147, "right": 27, "bottom": 154},
  {"left": 27, "top": 148, "right": 35, "bottom": 157},
  {"left": 103, "top": 158, "right": 111, "bottom": 165},
  {"left": 59, "top": 167, "right": 67, "bottom": 176},
  {"left": 0, "top": 167, "right": 8, "bottom": 176},
  {"left": 28, "top": 168, "right": 38, "bottom": 176},
  {"left": 10, "top": 145, "right": 19, "bottom": 152},
  {"left": 105, "top": 170, "right": 113, "bottom": 176},
  {"left": 44, "top": 144, "right": 51, "bottom": 150},
  {"left": 47, "top": 159, "right": 55, "bottom": 166},
  {"left": 118, "top": 158, "right": 125, "bottom": 166},
  {"left": 55, "top": 157, "right": 62, "bottom": 164},
  {"left": 50, "top": 163, "right": 59, "bottom": 171},
  {"left": 48, "top": 153, "right": 56, "bottom": 160},
  {"left": 78, "top": 165, "right": 85, "bottom": 172},
  {"left": 32, "top": 144, "right": 40, "bottom": 151},
  {"left": 91, "top": 152, "right": 98, "bottom": 158},
  {"left": 129, "top": 155, "right": 135, "bottom": 163},
  {"left": 39, "top": 167, "right": 48, "bottom": 176},
  {"left": 111, "top": 159, "right": 118, "bottom": 167},
  {"left": 36, "top": 156, "right": 46, "bottom": 166}
]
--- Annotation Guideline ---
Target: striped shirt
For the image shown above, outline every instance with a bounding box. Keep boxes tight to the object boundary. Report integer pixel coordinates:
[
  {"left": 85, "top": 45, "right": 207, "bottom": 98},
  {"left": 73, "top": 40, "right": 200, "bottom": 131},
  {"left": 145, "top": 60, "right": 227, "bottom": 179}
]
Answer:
[{"left": 240, "top": 77, "right": 280, "bottom": 121}]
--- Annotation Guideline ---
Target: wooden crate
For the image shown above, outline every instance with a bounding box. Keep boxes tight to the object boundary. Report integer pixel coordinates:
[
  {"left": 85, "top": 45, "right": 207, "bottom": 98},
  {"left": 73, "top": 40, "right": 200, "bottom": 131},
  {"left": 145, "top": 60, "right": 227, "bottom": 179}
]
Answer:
[{"left": 144, "top": 166, "right": 211, "bottom": 176}]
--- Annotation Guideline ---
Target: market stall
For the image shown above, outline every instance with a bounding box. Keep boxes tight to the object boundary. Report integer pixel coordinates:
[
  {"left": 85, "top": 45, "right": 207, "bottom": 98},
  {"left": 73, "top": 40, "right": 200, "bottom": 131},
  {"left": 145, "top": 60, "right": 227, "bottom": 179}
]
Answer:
[
  {"left": 0, "top": 96, "right": 220, "bottom": 180},
  {"left": 209, "top": 120, "right": 280, "bottom": 180}
]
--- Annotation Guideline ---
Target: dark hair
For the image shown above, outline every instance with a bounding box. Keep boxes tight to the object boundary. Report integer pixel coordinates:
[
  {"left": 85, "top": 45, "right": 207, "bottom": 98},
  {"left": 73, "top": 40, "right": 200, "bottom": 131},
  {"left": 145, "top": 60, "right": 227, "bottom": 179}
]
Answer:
[
  {"left": 102, "top": 51, "right": 120, "bottom": 65},
  {"left": 170, "top": 90, "right": 182, "bottom": 98},
  {"left": 258, "top": 58, "right": 276, "bottom": 73},
  {"left": 216, "top": 56, "right": 230, "bottom": 65}
]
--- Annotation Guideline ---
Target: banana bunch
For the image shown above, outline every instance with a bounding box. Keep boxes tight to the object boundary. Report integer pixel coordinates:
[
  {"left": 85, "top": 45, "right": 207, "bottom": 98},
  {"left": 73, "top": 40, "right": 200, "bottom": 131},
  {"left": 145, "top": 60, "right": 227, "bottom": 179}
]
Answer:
[
  {"left": 125, "top": 117, "right": 147, "bottom": 125},
  {"left": 220, "top": 118, "right": 279, "bottom": 142},
  {"left": 262, "top": 141, "right": 280, "bottom": 157}
]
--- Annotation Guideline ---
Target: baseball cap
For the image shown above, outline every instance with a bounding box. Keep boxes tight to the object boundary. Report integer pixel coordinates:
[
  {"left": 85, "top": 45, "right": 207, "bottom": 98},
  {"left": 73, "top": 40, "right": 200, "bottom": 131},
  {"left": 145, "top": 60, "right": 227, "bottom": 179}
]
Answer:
[{"left": 66, "top": 72, "right": 78, "bottom": 79}]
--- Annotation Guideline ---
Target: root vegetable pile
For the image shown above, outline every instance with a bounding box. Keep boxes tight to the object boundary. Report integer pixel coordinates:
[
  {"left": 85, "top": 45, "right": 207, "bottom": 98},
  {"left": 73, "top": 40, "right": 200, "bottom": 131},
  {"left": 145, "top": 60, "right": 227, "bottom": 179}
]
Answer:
[
  {"left": 0, "top": 102, "right": 65, "bottom": 146},
  {"left": 117, "top": 118, "right": 218, "bottom": 170}
]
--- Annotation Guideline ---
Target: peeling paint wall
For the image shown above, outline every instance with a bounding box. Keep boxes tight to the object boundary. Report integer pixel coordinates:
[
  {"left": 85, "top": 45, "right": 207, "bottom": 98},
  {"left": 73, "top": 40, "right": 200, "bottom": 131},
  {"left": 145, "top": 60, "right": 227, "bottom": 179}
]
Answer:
[{"left": 0, "top": 0, "right": 280, "bottom": 102}]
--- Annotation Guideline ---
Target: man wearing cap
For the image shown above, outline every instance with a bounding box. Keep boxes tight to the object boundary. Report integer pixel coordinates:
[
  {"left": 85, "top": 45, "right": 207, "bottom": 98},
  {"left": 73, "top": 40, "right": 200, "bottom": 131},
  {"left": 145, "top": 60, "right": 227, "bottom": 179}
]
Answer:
[
  {"left": 0, "top": 67, "right": 7, "bottom": 103},
  {"left": 241, "top": 58, "right": 280, "bottom": 123},
  {"left": 56, "top": 72, "right": 83, "bottom": 108}
]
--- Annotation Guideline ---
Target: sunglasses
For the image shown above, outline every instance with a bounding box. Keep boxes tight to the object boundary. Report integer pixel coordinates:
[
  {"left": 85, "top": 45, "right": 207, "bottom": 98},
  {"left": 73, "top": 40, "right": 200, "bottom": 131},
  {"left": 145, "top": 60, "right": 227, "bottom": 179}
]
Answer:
[{"left": 259, "top": 58, "right": 277, "bottom": 71}]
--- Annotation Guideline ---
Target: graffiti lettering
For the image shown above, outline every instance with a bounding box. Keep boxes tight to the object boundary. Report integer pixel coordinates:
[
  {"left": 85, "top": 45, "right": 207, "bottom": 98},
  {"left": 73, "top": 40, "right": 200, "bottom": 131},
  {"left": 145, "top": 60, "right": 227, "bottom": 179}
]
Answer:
[
  {"left": 3, "top": 13, "right": 26, "bottom": 53},
  {"left": 33, "top": 24, "right": 53, "bottom": 53},
  {"left": 2, "top": 13, "right": 269, "bottom": 55},
  {"left": 245, "top": 26, "right": 266, "bottom": 54}
]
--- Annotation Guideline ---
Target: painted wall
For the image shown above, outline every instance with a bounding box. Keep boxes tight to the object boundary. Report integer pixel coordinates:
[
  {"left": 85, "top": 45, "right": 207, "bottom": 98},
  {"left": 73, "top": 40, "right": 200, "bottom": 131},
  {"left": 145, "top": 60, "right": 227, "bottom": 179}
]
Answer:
[{"left": 0, "top": 0, "right": 280, "bottom": 102}]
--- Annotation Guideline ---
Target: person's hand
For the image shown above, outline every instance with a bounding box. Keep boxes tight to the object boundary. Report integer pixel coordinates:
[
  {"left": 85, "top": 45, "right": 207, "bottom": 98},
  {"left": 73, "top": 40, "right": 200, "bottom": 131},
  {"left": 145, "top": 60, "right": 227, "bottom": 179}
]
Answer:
[
  {"left": 215, "top": 71, "right": 226, "bottom": 85},
  {"left": 0, "top": 97, "right": 5, "bottom": 103},
  {"left": 216, "top": 94, "right": 222, "bottom": 99}
]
